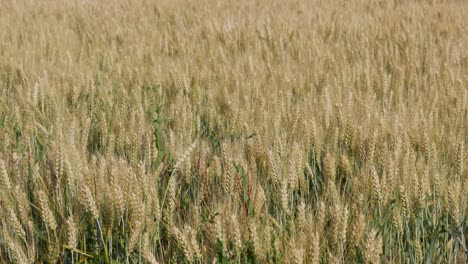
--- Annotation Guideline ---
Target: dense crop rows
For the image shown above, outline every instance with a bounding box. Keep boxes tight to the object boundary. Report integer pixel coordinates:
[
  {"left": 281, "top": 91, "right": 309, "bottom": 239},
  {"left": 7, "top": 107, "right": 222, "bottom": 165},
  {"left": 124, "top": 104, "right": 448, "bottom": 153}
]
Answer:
[{"left": 0, "top": 0, "right": 467, "bottom": 263}]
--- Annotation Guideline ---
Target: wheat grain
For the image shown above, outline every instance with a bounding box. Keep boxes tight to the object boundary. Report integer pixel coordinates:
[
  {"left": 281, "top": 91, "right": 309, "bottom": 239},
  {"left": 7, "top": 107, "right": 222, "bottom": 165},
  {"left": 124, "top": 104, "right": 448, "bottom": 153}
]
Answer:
[
  {"left": 6, "top": 208, "right": 26, "bottom": 242},
  {"left": 67, "top": 216, "right": 77, "bottom": 250},
  {"left": 0, "top": 159, "right": 12, "bottom": 191},
  {"left": 37, "top": 190, "right": 57, "bottom": 231}
]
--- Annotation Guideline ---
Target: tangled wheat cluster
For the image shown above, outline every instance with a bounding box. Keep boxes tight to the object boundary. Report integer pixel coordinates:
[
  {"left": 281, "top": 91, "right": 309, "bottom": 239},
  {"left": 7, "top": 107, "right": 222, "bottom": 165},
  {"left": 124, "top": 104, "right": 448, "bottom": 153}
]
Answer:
[{"left": 0, "top": 0, "right": 467, "bottom": 263}]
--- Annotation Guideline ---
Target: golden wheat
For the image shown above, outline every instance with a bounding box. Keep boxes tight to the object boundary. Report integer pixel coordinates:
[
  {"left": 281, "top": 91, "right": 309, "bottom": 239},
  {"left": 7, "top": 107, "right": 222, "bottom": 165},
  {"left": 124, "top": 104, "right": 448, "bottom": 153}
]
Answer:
[{"left": 0, "top": 0, "right": 466, "bottom": 262}]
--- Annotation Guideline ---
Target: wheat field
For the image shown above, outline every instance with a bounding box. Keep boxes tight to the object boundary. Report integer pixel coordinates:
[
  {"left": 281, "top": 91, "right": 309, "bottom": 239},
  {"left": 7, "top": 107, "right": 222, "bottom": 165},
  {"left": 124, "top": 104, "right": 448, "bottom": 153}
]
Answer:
[{"left": 0, "top": 0, "right": 467, "bottom": 263}]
